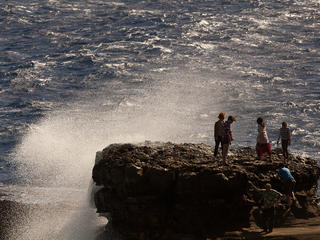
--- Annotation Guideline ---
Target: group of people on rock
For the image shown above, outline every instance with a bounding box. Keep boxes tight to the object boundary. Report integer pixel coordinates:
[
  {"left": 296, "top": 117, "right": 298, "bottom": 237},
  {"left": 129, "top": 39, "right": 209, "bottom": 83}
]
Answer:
[
  {"left": 214, "top": 112, "right": 296, "bottom": 233},
  {"left": 214, "top": 112, "right": 291, "bottom": 164}
]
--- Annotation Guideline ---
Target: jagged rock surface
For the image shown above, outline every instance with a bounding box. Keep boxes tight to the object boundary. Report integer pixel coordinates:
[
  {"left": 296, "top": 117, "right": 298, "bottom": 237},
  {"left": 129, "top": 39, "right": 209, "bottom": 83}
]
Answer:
[{"left": 92, "top": 142, "right": 320, "bottom": 239}]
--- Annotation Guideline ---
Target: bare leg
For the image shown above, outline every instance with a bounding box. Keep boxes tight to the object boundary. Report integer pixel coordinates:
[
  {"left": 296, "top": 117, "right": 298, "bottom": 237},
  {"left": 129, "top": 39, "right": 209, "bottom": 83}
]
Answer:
[{"left": 287, "top": 195, "right": 292, "bottom": 207}]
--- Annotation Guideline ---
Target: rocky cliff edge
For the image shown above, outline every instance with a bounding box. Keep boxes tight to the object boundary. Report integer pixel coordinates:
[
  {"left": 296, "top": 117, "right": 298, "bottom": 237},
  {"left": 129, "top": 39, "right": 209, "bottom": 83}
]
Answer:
[{"left": 92, "top": 141, "right": 320, "bottom": 239}]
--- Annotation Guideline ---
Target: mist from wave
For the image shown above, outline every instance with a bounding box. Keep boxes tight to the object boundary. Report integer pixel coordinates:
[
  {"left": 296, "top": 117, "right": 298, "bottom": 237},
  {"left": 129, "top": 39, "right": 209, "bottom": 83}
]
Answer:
[{"left": 7, "top": 70, "right": 229, "bottom": 239}]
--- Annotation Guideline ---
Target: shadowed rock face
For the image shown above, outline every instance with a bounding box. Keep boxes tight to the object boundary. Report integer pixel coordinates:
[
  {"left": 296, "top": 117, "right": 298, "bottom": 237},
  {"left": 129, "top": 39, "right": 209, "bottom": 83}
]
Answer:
[{"left": 92, "top": 142, "right": 320, "bottom": 239}]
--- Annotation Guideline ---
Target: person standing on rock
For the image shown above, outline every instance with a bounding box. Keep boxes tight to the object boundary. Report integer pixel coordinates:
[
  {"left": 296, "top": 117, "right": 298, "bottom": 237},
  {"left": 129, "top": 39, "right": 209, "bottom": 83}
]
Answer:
[
  {"left": 214, "top": 112, "right": 226, "bottom": 157},
  {"left": 278, "top": 165, "right": 296, "bottom": 207},
  {"left": 256, "top": 117, "right": 272, "bottom": 161},
  {"left": 249, "top": 182, "right": 283, "bottom": 233},
  {"left": 277, "top": 122, "right": 291, "bottom": 162},
  {"left": 222, "top": 115, "right": 236, "bottom": 163}
]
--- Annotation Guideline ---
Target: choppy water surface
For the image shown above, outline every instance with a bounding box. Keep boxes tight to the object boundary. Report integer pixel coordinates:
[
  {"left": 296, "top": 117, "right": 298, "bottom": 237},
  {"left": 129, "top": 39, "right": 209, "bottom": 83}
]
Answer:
[{"left": 0, "top": 0, "right": 319, "bottom": 239}]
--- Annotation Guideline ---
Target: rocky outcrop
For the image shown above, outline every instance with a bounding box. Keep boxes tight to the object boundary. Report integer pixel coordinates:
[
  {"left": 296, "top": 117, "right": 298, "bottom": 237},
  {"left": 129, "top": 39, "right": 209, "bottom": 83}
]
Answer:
[{"left": 92, "top": 142, "right": 320, "bottom": 239}]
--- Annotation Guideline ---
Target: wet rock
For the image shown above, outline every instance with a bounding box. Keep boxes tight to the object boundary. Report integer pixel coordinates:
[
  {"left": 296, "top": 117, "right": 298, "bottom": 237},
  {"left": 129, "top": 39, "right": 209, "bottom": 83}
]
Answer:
[{"left": 91, "top": 142, "right": 320, "bottom": 239}]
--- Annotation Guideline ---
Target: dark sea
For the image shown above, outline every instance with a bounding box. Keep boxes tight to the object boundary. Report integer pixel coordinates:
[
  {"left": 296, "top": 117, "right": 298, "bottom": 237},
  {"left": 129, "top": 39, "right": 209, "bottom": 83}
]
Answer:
[{"left": 0, "top": 0, "right": 319, "bottom": 239}]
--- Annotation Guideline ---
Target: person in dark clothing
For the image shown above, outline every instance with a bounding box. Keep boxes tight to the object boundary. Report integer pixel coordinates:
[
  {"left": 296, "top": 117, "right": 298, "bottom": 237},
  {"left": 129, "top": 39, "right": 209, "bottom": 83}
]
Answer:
[
  {"left": 214, "top": 112, "right": 226, "bottom": 157},
  {"left": 222, "top": 115, "right": 236, "bottom": 163},
  {"left": 277, "top": 122, "right": 291, "bottom": 161}
]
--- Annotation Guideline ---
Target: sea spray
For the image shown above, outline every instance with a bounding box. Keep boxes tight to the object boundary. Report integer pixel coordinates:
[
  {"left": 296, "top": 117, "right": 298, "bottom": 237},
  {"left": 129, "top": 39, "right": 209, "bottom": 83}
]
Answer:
[
  {"left": 12, "top": 70, "right": 228, "bottom": 186},
  {"left": 5, "top": 190, "right": 108, "bottom": 240},
  {"left": 9, "top": 70, "right": 227, "bottom": 239}
]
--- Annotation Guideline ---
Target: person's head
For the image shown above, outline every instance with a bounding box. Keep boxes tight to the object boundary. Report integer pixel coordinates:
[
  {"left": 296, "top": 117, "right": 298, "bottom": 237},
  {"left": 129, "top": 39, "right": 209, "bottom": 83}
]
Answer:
[
  {"left": 282, "top": 122, "right": 288, "bottom": 128},
  {"left": 218, "top": 112, "right": 226, "bottom": 120},
  {"left": 228, "top": 116, "right": 236, "bottom": 123},
  {"left": 279, "top": 163, "right": 286, "bottom": 169},
  {"left": 265, "top": 183, "right": 271, "bottom": 191},
  {"left": 257, "top": 117, "right": 264, "bottom": 126}
]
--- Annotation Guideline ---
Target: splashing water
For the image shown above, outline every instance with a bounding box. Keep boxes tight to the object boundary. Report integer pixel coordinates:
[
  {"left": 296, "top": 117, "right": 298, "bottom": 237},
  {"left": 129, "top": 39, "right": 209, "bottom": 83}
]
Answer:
[{"left": 8, "top": 70, "right": 228, "bottom": 239}]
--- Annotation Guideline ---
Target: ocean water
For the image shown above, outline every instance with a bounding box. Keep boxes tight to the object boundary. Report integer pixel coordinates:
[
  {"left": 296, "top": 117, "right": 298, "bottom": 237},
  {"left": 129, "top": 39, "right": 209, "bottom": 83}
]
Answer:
[{"left": 0, "top": 0, "right": 319, "bottom": 239}]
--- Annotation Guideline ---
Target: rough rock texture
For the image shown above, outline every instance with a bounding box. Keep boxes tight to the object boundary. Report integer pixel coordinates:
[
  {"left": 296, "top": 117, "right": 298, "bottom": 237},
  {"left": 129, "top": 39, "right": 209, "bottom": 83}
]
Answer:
[{"left": 92, "top": 142, "right": 320, "bottom": 240}]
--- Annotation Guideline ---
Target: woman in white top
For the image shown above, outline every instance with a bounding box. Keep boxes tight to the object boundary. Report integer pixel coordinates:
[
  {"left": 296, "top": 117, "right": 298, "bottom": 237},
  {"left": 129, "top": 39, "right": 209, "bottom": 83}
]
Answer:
[{"left": 256, "top": 117, "right": 272, "bottom": 161}]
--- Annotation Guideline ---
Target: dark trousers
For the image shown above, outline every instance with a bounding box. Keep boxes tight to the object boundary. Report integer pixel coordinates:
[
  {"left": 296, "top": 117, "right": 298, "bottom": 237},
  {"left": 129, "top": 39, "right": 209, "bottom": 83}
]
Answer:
[
  {"left": 214, "top": 136, "right": 223, "bottom": 156},
  {"left": 281, "top": 140, "right": 289, "bottom": 158},
  {"left": 262, "top": 207, "right": 275, "bottom": 232}
]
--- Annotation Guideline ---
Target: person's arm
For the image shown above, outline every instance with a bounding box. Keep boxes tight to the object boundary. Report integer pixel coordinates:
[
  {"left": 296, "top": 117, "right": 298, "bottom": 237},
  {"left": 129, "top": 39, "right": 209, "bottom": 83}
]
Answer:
[
  {"left": 278, "top": 169, "right": 282, "bottom": 179},
  {"left": 271, "top": 189, "right": 283, "bottom": 203},
  {"left": 277, "top": 129, "right": 281, "bottom": 145},
  {"left": 288, "top": 128, "right": 291, "bottom": 146},
  {"left": 257, "top": 125, "right": 262, "bottom": 143},
  {"left": 272, "top": 189, "right": 282, "bottom": 197},
  {"left": 214, "top": 122, "right": 218, "bottom": 139},
  {"left": 248, "top": 181, "right": 263, "bottom": 192}
]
